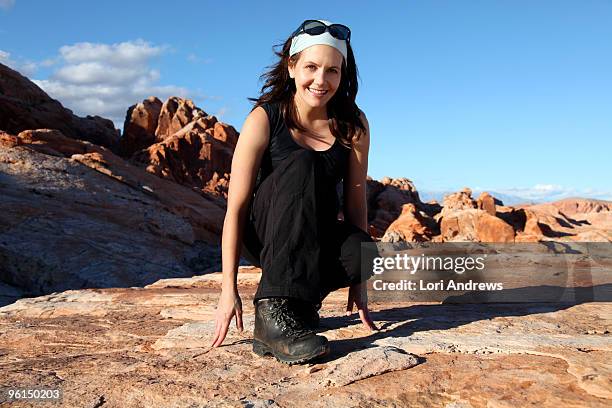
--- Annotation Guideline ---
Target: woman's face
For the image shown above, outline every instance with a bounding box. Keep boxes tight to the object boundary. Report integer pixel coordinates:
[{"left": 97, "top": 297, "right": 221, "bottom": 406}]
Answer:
[{"left": 288, "top": 45, "right": 343, "bottom": 109}]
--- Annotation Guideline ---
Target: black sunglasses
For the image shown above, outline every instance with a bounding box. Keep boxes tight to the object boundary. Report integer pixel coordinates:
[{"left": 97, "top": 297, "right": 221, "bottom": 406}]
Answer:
[{"left": 291, "top": 20, "right": 351, "bottom": 42}]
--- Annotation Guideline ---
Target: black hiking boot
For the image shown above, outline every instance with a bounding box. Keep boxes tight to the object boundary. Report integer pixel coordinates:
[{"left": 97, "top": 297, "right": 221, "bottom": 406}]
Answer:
[
  {"left": 253, "top": 298, "right": 329, "bottom": 365},
  {"left": 289, "top": 299, "right": 322, "bottom": 330}
]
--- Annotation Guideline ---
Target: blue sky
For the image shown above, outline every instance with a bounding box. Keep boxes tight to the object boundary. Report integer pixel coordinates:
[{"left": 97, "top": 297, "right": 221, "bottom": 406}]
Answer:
[{"left": 1, "top": 0, "right": 611, "bottom": 202}]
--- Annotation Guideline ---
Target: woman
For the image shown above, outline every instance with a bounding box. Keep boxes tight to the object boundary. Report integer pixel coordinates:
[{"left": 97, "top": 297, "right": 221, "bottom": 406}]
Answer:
[{"left": 211, "top": 19, "right": 377, "bottom": 365}]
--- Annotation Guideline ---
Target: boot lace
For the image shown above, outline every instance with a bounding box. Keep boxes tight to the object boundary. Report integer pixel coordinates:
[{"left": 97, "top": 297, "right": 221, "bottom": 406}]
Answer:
[{"left": 268, "top": 299, "right": 311, "bottom": 338}]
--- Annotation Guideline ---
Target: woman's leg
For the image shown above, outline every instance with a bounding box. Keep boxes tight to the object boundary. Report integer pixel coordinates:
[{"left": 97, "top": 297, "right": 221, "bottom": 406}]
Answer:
[
  {"left": 243, "top": 149, "right": 332, "bottom": 363},
  {"left": 319, "top": 219, "right": 377, "bottom": 301},
  {"left": 244, "top": 149, "right": 327, "bottom": 305}
]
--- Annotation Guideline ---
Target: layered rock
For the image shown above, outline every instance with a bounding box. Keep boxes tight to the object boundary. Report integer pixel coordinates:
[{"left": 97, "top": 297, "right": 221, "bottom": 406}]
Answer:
[
  {"left": 411, "top": 187, "right": 612, "bottom": 243},
  {"left": 381, "top": 203, "right": 438, "bottom": 242},
  {"left": 132, "top": 116, "right": 237, "bottom": 198},
  {"left": 366, "top": 176, "right": 440, "bottom": 238},
  {"left": 434, "top": 187, "right": 477, "bottom": 223},
  {"left": 515, "top": 202, "right": 612, "bottom": 242},
  {"left": 117, "top": 96, "right": 163, "bottom": 157},
  {"left": 155, "top": 96, "right": 206, "bottom": 141},
  {"left": 0, "top": 63, "right": 120, "bottom": 149},
  {"left": 549, "top": 197, "right": 612, "bottom": 216},
  {"left": 0, "top": 129, "right": 226, "bottom": 301},
  {"left": 117, "top": 96, "right": 237, "bottom": 198},
  {"left": 439, "top": 208, "right": 515, "bottom": 242},
  {"left": 0, "top": 267, "right": 610, "bottom": 406},
  {"left": 476, "top": 191, "right": 502, "bottom": 215}
]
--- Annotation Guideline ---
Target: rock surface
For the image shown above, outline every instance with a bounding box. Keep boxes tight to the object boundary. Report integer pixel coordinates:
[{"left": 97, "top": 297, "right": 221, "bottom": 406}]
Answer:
[
  {"left": 0, "top": 63, "right": 120, "bottom": 149},
  {"left": 0, "top": 129, "right": 226, "bottom": 304},
  {"left": 425, "top": 188, "right": 612, "bottom": 243},
  {"left": 366, "top": 177, "right": 440, "bottom": 238},
  {"left": 118, "top": 96, "right": 163, "bottom": 157},
  {"left": 381, "top": 203, "right": 437, "bottom": 242},
  {"left": 132, "top": 116, "right": 236, "bottom": 198},
  {"left": 549, "top": 197, "right": 612, "bottom": 216},
  {"left": 0, "top": 268, "right": 610, "bottom": 407}
]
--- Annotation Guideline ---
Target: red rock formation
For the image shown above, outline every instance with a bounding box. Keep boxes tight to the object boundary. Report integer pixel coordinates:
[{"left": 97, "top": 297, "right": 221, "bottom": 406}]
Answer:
[
  {"left": 439, "top": 209, "right": 515, "bottom": 242},
  {"left": 155, "top": 97, "right": 206, "bottom": 141},
  {"left": 381, "top": 203, "right": 437, "bottom": 242},
  {"left": 132, "top": 117, "right": 237, "bottom": 198},
  {"left": 549, "top": 197, "right": 612, "bottom": 216},
  {"left": 476, "top": 191, "right": 500, "bottom": 216},
  {"left": 365, "top": 177, "right": 438, "bottom": 239},
  {"left": 0, "top": 63, "right": 120, "bottom": 149},
  {"left": 118, "top": 96, "right": 162, "bottom": 157},
  {"left": 15, "top": 129, "right": 104, "bottom": 157},
  {"left": 1, "top": 127, "right": 227, "bottom": 297}
]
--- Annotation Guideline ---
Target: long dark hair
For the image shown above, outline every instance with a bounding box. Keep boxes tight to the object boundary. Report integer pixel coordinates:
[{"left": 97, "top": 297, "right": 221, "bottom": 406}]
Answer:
[{"left": 249, "top": 34, "right": 365, "bottom": 147}]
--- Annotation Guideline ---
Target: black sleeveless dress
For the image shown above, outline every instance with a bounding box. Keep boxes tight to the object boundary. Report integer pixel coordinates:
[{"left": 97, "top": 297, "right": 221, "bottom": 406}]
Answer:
[{"left": 241, "top": 101, "right": 373, "bottom": 304}]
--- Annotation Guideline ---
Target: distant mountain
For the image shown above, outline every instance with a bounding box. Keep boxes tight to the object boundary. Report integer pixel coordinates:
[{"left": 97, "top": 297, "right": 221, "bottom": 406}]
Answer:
[{"left": 418, "top": 189, "right": 540, "bottom": 206}]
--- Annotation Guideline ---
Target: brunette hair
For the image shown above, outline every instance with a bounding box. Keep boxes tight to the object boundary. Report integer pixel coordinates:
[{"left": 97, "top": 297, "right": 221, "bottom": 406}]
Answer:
[{"left": 249, "top": 35, "right": 365, "bottom": 147}]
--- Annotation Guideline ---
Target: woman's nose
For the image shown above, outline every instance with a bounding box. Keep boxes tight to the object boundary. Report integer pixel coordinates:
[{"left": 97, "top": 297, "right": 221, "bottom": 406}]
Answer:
[{"left": 313, "top": 69, "right": 326, "bottom": 85}]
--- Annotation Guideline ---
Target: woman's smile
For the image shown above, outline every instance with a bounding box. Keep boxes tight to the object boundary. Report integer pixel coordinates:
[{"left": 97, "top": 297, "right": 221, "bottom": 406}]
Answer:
[{"left": 307, "top": 87, "right": 328, "bottom": 96}]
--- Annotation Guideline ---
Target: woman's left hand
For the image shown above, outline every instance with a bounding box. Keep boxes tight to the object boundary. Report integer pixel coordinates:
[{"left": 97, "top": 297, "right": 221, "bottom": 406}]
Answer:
[{"left": 346, "top": 281, "right": 378, "bottom": 331}]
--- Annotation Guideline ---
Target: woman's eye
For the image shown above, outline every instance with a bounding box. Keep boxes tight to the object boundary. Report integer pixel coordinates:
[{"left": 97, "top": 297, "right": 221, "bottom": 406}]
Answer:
[{"left": 306, "top": 65, "right": 316, "bottom": 70}]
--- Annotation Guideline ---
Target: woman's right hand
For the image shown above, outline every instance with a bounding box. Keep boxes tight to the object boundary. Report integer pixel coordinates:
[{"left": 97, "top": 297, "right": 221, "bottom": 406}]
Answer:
[{"left": 211, "top": 288, "right": 243, "bottom": 347}]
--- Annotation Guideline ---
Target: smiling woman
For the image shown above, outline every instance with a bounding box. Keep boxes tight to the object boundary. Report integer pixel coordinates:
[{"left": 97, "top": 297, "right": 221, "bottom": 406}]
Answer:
[{"left": 211, "top": 19, "right": 378, "bottom": 365}]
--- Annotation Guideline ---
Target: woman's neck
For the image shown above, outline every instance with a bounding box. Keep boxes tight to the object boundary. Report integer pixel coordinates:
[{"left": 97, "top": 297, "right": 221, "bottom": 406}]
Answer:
[{"left": 293, "top": 94, "right": 328, "bottom": 126}]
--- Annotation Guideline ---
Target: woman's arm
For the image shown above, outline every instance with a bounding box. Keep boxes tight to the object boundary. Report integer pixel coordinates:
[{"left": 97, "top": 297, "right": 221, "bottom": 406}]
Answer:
[
  {"left": 212, "top": 106, "right": 270, "bottom": 347},
  {"left": 220, "top": 106, "right": 269, "bottom": 291},
  {"left": 343, "top": 111, "right": 370, "bottom": 232},
  {"left": 342, "top": 111, "right": 378, "bottom": 331}
]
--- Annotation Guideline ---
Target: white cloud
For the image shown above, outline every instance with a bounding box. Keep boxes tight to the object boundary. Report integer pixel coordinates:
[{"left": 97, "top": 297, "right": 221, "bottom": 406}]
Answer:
[
  {"left": 487, "top": 184, "right": 612, "bottom": 202},
  {"left": 0, "top": 49, "right": 38, "bottom": 76},
  {"left": 186, "top": 53, "right": 213, "bottom": 64},
  {"left": 40, "top": 58, "right": 58, "bottom": 67},
  {"left": 28, "top": 39, "right": 196, "bottom": 129},
  {"left": 59, "top": 40, "right": 165, "bottom": 66},
  {"left": 54, "top": 62, "right": 147, "bottom": 85},
  {"left": 0, "top": 0, "right": 15, "bottom": 11}
]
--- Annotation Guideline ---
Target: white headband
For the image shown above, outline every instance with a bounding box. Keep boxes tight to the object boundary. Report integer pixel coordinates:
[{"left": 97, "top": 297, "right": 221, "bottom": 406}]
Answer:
[{"left": 289, "top": 19, "right": 348, "bottom": 61}]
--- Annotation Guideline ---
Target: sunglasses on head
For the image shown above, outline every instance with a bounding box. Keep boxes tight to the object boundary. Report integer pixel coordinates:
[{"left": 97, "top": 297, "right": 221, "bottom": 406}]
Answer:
[{"left": 291, "top": 20, "right": 351, "bottom": 42}]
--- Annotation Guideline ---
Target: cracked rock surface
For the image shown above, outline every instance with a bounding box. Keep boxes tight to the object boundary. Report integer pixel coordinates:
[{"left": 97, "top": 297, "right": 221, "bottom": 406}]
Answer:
[{"left": 0, "top": 267, "right": 610, "bottom": 407}]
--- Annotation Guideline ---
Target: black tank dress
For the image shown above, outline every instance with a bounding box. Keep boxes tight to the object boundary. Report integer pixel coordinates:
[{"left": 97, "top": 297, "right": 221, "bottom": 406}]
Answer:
[{"left": 241, "top": 101, "right": 374, "bottom": 304}]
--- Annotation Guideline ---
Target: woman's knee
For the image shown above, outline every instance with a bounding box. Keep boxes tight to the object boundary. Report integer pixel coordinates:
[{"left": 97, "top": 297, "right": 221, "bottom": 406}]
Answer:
[{"left": 340, "top": 227, "right": 375, "bottom": 284}]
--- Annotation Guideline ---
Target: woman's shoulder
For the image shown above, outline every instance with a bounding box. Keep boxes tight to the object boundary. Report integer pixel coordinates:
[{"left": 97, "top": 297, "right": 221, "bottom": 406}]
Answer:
[
  {"left": 252, "top": 100, "right": 282, "bottom": 126},
  {"left": 357, "top": 108, "right": 369, "bottom": 129},
  {"left": 346, "top": 109, "right": 369, "bottom": 149}
]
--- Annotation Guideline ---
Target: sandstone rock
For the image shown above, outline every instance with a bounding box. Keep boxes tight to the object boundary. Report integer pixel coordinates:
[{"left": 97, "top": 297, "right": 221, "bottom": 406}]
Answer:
[
  {"left": 0, "top": 63, "right": 120, "bottom": 149},
  {"left": 0, "top": 269, "right": 610, "bottom": 407},
  {"left": 475, "top": 211, "right": 515, "bottom": 242},
  {"left": 440, "top": 208, "right": 515, "bottom": 242},
  {"left": 118, "top": 96, "right": 163, "bottom": 157},
  {"left": 435, "top": 188, "right": 477, "bottom": 223},
  {"left": 213, "top": 121, "right": 239, "bottom": 146},
  {"left": 16, "top": 128, "right": 104, "bottom": 157},
  {"left": 204, "top": 171, "right": 231, "bottom": 197},
  {"left": 132, "top": 117, "right": 236, "bottom": 197},
  {"left": 476, "top": 191, "right": 501, "bottom": 215},
  {"left": 365, "top": 177, "right": 436, "bottom": 238},
  {"left": 550, "top": 197, "right": 612, "bottom": 216},
  {"left": 319, "top": 346, "right": 419, "bottom": 387},
  {"left": 0, "top": 130, "right": 226, "bottom": 300},
  {"left": 381, "top": 203, "right": 437, "bottom": 242},
  {"left": 155, "top": 96, "right": 206, "bottom": 141}
]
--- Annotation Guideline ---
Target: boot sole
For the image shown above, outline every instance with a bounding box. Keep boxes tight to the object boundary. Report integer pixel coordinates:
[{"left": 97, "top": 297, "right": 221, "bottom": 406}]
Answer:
[{"left": 252, "top": 340, "right": 329, "bottom": 365}]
